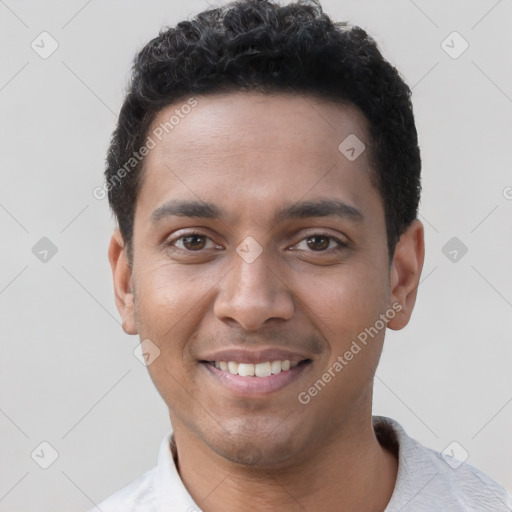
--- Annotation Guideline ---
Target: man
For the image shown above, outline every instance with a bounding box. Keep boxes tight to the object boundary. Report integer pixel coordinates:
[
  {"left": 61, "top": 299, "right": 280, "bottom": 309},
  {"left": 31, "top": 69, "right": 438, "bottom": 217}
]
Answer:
[{"left": 95, "top": 0, "right": 511, "bottom": 510}]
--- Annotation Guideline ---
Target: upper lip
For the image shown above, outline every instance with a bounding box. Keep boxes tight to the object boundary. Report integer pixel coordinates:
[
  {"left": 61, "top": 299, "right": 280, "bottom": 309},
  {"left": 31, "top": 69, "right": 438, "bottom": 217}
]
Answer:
[{"left": 199, "top": 348, "right": 311, "bottom": 364}]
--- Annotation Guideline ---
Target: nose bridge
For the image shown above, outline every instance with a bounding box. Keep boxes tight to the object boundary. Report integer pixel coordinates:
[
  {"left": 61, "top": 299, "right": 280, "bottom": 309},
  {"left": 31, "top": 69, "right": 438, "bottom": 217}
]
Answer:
[
  {"left": 214, "top": 243, "right": 294, "bottom": 330},
  {"left": 232, "top": 251, "right": 274, "bottom": 299}
]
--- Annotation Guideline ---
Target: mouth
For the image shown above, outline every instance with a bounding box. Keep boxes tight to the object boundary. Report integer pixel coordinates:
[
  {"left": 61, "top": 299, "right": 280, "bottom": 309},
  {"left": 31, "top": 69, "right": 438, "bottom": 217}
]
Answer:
[
  {"left": 203, "top": 359, "right": 308, "bottom": 376},
  {"left": 199, "top": 357, "right": 313, "bottom": 395}
]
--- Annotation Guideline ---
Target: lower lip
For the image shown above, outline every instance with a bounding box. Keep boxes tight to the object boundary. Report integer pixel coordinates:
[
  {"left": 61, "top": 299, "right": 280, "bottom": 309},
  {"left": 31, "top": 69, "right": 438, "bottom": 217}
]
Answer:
[{"left": 202, "top": 361, "right": 312, "bottom": 396}]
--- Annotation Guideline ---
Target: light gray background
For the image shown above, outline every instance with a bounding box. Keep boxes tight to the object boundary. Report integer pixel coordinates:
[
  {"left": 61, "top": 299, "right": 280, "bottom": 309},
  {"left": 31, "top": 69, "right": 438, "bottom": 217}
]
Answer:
[{"left": 1, "top": 1, "right": 511, "bottom": 510}]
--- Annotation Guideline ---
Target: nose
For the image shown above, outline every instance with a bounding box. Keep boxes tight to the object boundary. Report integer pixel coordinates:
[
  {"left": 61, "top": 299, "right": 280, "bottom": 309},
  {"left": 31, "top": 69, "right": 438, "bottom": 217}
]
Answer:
[{"left": 213, "top": 249, "right": 295, "bottom": 331}]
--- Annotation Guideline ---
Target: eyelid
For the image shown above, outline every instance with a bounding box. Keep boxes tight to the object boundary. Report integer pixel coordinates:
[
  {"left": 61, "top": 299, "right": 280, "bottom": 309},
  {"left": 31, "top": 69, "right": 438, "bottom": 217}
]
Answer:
[
  {"left": 164, "top": 229, "right": 349, "bottom": 252},
  {"left": 165, "top": 229, "right": 221, "bottom": 249},
  {"left": 290, "top": 229, "right": 349, "bottom": 248}
]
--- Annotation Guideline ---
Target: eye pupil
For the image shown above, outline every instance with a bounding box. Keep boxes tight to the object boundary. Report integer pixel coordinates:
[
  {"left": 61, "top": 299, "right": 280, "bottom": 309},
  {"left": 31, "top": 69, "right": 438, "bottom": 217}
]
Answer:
[
  {"left": 306, "top": 236, "right": 329, "bottom": 251},
  {"left": 183, "top": 235, "right": 206, "bottom": 250}
]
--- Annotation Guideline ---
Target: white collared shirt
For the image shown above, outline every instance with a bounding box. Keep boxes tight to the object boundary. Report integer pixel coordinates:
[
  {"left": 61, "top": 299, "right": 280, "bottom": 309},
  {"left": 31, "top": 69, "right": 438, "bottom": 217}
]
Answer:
[{"left": 91, "top": 416, "right": 511, "bottom": 511}]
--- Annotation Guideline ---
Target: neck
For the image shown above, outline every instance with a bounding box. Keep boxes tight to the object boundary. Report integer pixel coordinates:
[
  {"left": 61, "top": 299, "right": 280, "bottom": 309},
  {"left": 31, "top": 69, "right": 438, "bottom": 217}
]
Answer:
[{"left": 172, "top": 415, "right": 398, "bottom": 512}]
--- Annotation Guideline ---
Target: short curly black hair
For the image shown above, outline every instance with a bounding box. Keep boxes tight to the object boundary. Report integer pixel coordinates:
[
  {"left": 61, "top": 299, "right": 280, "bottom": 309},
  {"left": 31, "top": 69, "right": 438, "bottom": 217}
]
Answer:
[{"left": 104, "top": 0, "right": 421, "bottom": 262}]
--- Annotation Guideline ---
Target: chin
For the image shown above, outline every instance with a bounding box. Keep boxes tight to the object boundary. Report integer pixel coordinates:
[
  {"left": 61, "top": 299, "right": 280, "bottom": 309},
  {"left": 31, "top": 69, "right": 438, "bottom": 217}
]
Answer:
[{"left": 207, "top": 427, "right": 305, "bottom": 468}]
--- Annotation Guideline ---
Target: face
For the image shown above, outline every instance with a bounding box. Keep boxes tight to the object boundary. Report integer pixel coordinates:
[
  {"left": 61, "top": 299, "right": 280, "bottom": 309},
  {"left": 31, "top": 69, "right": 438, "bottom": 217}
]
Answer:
[{"left": 110, "top": 92, "right": 424, "bottom": 467}]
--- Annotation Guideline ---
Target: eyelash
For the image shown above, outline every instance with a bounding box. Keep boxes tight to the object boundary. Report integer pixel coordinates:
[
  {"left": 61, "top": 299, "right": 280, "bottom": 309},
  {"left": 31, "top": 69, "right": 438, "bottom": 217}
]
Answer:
[
  {"left": 167, "top": 231, "right": 221, "bottom": 252},
  {"left": 166, "top": 230, "right": 348, "bottom": 254},
  {"left": 293, "top": 232, "right": 348, "bottom": 253}
]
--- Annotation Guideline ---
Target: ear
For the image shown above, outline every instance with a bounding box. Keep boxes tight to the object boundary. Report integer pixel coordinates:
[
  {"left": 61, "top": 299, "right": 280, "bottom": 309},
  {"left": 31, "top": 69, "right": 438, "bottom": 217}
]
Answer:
[
  {"left": 108, "top": 230, "right": 138, "bottom": 335},
  {"left": 387, "top": 219, "right": 425, "bottom": 331}
]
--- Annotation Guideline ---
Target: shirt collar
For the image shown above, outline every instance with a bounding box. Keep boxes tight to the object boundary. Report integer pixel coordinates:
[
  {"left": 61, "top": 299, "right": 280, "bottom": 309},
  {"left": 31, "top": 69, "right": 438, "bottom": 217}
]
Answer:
[
  {"left": 152, "top": 431, "right": 202, "bottom": 511},
  {"left": 153, "top": 417, "right": 435, "bottom": 512}
]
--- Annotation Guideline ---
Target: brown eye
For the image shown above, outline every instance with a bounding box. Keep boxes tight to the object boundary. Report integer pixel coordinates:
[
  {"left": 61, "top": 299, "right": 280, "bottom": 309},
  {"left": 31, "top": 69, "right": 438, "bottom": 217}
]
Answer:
[
  {"left": 180, "top": 234, "right": 207, "bottom": 250},
  {"left": 292, "top": 232, "right": 348, "bottom": 254},
  {"left": 306, "top": 235, "right": 330, "bottom": 251},
  {"left": 165, "top": 231, "right": 224, "bottom": 258}
]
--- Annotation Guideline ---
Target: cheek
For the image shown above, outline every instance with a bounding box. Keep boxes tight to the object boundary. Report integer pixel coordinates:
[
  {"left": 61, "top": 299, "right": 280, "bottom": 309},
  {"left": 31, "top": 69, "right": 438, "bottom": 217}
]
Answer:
[
  {"left": 135, "top": 260, "right": 214, "bottom": 322},
  {"left": 132, "top": 262, "right": 215, "bottom": 372},
  {"left": 133, "top": 265, "right": 211, "bottom": 407},
  {"left": 296, "top": 260, "right": 388, "bottom": 341}
]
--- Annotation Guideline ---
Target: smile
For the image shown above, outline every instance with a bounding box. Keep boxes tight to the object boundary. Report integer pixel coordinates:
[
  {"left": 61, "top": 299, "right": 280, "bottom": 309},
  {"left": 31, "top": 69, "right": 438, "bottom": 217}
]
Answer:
[
  {"left": 202, "top": 359, "right": 313, "bottom": 395},
  {"left": 209, "top": 359, "right": 300, "bottom": 377}
]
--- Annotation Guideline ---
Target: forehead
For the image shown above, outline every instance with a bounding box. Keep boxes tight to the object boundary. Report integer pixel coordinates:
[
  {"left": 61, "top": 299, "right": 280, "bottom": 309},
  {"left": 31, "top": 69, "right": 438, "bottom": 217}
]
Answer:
[{"left": 136, "top": 92, "right": 382, "bottom": 226}]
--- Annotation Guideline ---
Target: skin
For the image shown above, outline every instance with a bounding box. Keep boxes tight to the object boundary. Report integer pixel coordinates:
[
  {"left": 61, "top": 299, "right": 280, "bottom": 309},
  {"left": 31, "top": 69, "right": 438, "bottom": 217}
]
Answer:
[{"left": 109, "top": 92, "right": 425, "bottom": 511}]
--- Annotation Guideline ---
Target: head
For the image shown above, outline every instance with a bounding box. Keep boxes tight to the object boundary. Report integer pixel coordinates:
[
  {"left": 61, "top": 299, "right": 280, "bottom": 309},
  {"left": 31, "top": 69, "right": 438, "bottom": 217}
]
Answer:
[{"left": 108, "top": 0, "right": 424, "bottom": 467}]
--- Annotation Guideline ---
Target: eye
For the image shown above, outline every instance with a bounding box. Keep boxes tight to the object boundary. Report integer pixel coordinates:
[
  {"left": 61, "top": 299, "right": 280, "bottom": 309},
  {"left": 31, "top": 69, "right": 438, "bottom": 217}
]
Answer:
[
  {"left": 167, "top": 232, "right": 220, "bottom": 251},
  {"left": 293, "top": 233, "right": 348, "bottom": 253}
]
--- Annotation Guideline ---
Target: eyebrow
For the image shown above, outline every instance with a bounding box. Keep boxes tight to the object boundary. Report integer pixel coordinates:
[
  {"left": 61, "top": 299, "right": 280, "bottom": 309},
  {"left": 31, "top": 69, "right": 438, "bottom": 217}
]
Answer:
[
  {"left": 150, "top": 198, "right": 364, "bottom": 224},
  {"left": 275, "top": 199, "right": 364, "bottom": 224},
  {"left": 151, "top": 200, "right": 222, "bottom": 222}
]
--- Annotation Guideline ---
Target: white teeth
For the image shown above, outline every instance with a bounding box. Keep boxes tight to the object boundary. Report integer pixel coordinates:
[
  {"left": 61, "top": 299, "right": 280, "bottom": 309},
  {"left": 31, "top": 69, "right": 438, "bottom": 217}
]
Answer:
[
  {"left": 238, "top": 363, "right": 255, "bottom": 377},
  {"left": 213, "top": 359, "right": 299, "bottom": 377},
  {"left": 270, "top": 360, "right": 282, "bottom": 374},
  {"left": 255, "top": 362, "right": 271, "bottom": 377}
]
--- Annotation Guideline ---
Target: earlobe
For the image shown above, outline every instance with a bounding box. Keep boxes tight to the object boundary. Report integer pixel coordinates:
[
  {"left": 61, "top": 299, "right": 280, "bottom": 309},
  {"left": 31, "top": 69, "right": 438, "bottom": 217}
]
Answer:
[
  {"left": 387, "top": 219, "right": 425, "bottom": 331},
  {"left": 108, "top": 230, "right": 138, "bottom": 335}
]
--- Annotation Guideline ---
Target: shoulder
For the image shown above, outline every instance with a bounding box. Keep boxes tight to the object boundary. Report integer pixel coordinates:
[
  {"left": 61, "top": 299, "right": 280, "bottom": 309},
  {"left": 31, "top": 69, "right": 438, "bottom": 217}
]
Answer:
[
  {"left": 374, "top": 416, "right": 512, "bottom": 512},
  {"left": 88, "top": 431, "right": 200, "bottom": 512},
  {"left": 414, "top": 442, "right": 512, "bottom": 511},
  {"left": 89, "top": 467, "right": 160, "bottom": 512}
]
